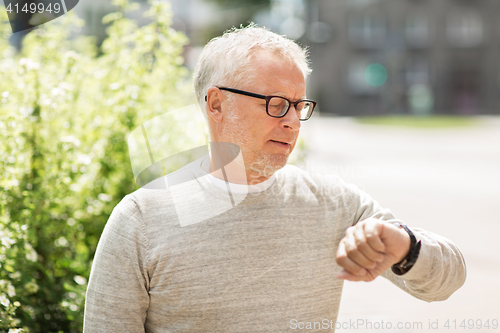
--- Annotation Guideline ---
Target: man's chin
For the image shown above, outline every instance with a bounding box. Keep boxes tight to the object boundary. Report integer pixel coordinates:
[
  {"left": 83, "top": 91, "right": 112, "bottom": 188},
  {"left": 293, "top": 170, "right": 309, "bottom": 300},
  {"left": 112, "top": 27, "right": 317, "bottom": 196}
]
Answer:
[
  {"left": 269, "top": 154, "right": 288, "bottom": 169},
  {"left": 249, "top": 154, "right": 288, "bottom": 178}
]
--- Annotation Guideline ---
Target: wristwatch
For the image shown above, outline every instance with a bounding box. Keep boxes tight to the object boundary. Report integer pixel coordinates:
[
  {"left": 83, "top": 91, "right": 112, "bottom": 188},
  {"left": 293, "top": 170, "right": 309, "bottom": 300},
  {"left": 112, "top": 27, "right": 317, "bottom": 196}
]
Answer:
[{"left": 391, "top": 222, "right": 422, "bottom": 275}]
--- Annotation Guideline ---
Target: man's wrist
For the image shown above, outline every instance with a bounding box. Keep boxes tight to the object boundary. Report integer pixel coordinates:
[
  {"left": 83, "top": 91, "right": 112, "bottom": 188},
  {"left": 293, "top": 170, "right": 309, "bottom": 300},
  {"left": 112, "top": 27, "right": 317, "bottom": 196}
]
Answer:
[
  {"left": 391, "top": 222, "right": 422, "bottom": 275},
  {"left": 394, "top": 227, "right": 411, "bottom": 263}
]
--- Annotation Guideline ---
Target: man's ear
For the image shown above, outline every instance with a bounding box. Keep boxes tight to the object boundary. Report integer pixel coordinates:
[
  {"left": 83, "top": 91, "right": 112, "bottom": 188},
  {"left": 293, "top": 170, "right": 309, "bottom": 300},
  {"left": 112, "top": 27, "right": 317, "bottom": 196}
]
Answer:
[{"left": 206, "top": 87, "right": 224, "bottom": 123}]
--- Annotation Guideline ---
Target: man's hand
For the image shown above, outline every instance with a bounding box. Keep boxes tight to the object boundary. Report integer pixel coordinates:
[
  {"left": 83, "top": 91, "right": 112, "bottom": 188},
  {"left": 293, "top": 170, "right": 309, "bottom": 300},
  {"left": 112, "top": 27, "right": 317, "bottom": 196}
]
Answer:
[{"left": 336, "top": 218, "right": 411, "bottom": 281}]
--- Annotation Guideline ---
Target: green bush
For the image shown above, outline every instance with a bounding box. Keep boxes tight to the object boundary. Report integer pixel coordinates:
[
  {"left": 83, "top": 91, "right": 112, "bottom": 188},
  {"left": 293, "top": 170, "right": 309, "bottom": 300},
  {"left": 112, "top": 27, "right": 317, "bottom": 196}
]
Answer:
[{"left": 0, "top": 0, "right": 190, "bottom": 331}]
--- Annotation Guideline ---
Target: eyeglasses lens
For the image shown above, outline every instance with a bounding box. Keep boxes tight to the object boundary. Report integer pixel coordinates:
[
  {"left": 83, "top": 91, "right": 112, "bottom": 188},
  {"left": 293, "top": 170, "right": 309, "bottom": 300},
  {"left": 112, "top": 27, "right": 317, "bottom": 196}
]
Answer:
[{"left": 268, "top": 97, "right": 313, "bottom": 120}]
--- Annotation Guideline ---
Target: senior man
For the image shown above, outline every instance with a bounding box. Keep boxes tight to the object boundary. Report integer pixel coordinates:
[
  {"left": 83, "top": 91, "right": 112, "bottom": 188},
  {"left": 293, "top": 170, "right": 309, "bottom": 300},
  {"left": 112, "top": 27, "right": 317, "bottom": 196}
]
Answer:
[{"left": 84, "top": 25, "right": 466, "bottom": 332}]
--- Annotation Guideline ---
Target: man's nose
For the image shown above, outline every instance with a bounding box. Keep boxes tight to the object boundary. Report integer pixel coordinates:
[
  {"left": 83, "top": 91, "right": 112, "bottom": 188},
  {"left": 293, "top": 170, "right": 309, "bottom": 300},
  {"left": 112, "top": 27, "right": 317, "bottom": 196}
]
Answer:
[{"left": 281, "top": 105, "right": 301, "bottom": 130}]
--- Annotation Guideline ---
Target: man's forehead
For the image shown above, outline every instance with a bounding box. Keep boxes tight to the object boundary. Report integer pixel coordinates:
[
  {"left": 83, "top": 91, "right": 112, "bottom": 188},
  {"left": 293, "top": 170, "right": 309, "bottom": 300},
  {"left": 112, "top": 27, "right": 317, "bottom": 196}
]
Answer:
[
  {"left": 247, "top": 49, "right": 296, "bottom": 70},
  {"left": 243, "top": 50, "right": 307, "bottom": 96}
]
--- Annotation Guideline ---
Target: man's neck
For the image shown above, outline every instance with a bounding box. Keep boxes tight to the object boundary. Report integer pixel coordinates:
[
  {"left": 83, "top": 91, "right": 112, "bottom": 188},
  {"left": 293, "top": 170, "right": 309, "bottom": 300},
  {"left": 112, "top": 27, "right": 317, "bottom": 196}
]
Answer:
[{"left": 207, "top": 154, "right": 275, "bottom": 185}]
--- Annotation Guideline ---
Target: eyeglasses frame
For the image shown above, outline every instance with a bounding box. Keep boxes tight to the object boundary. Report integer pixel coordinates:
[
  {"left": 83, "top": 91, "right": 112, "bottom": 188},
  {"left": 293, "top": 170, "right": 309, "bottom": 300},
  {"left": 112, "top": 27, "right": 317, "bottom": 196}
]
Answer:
[{"left": 204, "top": 87, "right": 316, "bottom": 121}]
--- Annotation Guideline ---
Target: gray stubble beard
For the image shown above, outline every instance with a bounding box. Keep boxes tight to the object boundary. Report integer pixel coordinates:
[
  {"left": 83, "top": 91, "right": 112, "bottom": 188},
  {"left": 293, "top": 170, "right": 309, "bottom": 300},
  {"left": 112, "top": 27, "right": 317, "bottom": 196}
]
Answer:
[{"left": 222, "top": 106, "right": 289, "bottom": 183}]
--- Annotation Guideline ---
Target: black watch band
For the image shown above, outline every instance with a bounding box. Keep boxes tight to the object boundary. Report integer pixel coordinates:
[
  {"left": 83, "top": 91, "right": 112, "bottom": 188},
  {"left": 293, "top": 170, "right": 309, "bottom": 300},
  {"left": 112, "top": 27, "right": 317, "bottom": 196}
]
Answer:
[{"left": 391, "top": 222, "right": 421, "bottom": 275}]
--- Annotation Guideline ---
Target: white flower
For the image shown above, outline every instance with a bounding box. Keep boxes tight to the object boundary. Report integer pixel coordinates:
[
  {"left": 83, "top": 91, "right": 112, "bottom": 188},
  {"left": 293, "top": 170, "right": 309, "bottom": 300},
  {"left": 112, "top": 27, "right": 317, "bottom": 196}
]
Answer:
[
  {"left": 126, "top": 85, "right": 140, "bottom": 100},
  {"left": 98, "top": 193, "right": 112, "bottom": 202},
  {"left": 60, "top": 136, "right": 81, "bottom": 147},
  {"left": 1, "top": 236, "right": 16, "bottom": 248},
  {"left": 7, "top": 284, "right": 16, "bottom": 297},
  {"left": 55, "top": 237, "right": 68, "bottom": 247},
  {"left": 20, "top": 106, "right": 34, "bottom": 116},
  {"left": 0, "top": 294, "right": 10, "bottom": 307},
  {"left": 25, "top": 243, "right": 38, "bottom": 262},
  {"left": 77, "top": 154, "right": 92, "bottom": 166},
  {"left": 19, "top": 58, "right": 40, "bottom": 70},
  {"left": 51, "top": 87, "right": 65, "bottom": 96},
  {"left": 64, "top": 50, "right": 78, "bottom": 60},
  {"left": 69, "top": 183, "right": 80, "bottom": 192},
  {"left": 9, "top": 328, "right": 23, "bottom": 333},
  {"left": 74, "top": 275, "right": 87, "bottom": 285}
]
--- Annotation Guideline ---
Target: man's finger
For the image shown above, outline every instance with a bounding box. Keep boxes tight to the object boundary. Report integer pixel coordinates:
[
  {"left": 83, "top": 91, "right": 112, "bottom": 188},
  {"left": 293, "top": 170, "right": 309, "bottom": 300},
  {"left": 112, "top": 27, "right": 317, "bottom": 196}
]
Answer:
[
  {"left": 353, "top": 225, "right": 384, "bottom": 263},
  {"left": 336, "top": 239, "right": 367, "bottom": 277},
  {"left": 362, "top": 221, "right": 386, "bottom": 253},
  {"left": 337, "top": 269, "right": 377, "bottom": 282},
  {"left": 343, "top": 227, "right": 376, "bottom": 268}
]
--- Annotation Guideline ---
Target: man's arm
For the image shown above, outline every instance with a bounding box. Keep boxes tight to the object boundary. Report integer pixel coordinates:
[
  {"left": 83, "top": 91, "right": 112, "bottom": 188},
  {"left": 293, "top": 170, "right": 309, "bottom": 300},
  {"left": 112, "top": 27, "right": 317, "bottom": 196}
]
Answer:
[
  {"left": 84, "top": 195, "right": 150, "bottom": 332},
  {"left": 382, "top": 227, "right": 467, "bottom": 302},
  {"left": 336, "top": 183, "right": 466, "bottom": 302}
]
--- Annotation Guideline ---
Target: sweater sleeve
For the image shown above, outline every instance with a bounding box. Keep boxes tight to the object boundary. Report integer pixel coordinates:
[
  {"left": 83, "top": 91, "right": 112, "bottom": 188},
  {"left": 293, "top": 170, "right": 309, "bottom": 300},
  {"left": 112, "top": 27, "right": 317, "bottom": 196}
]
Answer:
[
  {"left": 342, "top": 181, "right": 467, "bottom": 302},
  {"left": 84, "top": 195, "right": 150, "bottom": 332},
  {"left": 382, "top": 228, "right": 467, "bottom": 302}
]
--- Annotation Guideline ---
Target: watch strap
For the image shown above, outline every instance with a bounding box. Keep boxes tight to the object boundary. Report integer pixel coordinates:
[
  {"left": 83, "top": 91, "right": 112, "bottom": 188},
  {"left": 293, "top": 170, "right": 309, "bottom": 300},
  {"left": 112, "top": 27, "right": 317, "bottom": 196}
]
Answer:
[{"left": 391, "top": 222, "right": 421, "bottom": 275}]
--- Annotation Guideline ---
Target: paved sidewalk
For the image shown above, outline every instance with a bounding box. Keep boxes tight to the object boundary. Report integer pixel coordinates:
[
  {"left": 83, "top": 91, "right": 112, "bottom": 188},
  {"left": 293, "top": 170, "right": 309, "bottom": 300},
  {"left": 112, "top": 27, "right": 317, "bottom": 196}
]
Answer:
[{"left": 298, "top": 116, "right": 500, "bottom": 333}]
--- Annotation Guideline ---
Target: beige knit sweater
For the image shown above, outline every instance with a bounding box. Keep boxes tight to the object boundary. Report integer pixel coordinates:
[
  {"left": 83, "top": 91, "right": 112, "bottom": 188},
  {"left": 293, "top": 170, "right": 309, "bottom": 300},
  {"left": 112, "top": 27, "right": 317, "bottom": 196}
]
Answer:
[{"left": 84, "top": 159, "right": 466, "bottom": 332}]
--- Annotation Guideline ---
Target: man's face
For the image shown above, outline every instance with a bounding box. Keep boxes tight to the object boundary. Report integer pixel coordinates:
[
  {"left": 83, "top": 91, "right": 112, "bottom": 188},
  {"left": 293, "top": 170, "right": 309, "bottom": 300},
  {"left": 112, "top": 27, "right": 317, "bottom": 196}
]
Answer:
[{"left": 214, "top": 50, "right": 306, "bottom": 182}]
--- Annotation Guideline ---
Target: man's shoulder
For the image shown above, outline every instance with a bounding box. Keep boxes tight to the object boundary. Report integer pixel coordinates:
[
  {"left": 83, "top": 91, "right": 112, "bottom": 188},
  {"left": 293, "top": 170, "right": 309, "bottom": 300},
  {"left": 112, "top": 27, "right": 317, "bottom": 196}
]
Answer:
[
  {"left": 126, "top": 155, "right": 208, "bottom": 209},
  {"left": 128, "top": 185, "right": 170, "bottom": 210},
  {"left": 107, "top": 186, "right": 179, "bottom": 232},
  {"left": 108, "top": 188, "right": 168, "bottom": 224}
]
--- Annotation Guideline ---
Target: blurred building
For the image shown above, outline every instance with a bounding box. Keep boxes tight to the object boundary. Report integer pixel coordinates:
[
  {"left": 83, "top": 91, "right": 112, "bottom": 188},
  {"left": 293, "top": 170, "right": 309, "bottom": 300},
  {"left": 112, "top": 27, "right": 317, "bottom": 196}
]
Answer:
[
  {"left": 50, "top": 0, "right": 500, "bottom": 116},
  {"left": 303, "top": 0, "right": 500, "bottom": 115}
]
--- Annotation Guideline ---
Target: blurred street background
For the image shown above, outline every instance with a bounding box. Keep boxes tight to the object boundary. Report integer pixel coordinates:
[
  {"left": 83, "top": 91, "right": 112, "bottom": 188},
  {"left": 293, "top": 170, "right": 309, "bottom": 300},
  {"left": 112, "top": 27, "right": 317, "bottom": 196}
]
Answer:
[
  {"left": 2, "top": 0, "right": 500, "bottom": 331},
  {"left": 9, "top": 0, "right": 500, "bottom": 116},
  {"left": 300, "top": 116, "right": 500, "bottom": 332},
  {"left": 71, "top": 0, "right": 500, "bottom": 116}
]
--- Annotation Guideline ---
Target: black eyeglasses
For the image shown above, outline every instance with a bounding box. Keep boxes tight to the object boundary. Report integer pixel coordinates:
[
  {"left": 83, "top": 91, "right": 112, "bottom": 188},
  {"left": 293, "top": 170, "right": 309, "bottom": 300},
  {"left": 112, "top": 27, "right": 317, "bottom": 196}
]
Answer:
[{"left": 205, "top": 87, "right": 317, "bottom": 121}]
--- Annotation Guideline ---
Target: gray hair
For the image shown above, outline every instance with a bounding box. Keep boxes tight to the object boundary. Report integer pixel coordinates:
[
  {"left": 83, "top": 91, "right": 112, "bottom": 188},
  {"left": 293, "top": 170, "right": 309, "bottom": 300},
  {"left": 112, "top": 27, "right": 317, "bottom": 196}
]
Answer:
[{"left": 193, "top": 23, "right": 312, "bottom": 117}]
